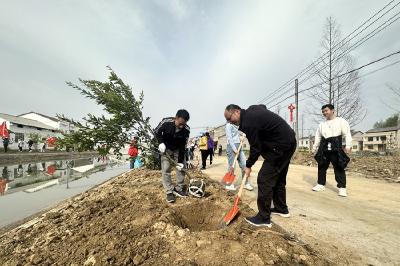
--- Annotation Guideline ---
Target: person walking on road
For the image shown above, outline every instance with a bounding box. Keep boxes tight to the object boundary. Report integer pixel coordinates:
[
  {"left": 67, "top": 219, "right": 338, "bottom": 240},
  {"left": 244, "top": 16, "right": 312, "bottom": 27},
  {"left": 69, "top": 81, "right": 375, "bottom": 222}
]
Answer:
[
  {"left": 312, "top": 104, "right": 352, "bottom": 197},
  {"left": 224, "top": 104, "right": 296, "bottom": 227},
  {"left": 2, "top": 138, "right": 9, "bottom": 153},
  {"left": 155, "top": 109, "right": 190, "bottom": 203},
  {"left": 207, "top": 132, "right": 214, "bottom": 165},
  {"left": 27, "top": 139, "right": 34, "bottom": 152},
  {"left": 18, "top": 139, "right": 24, "bottom": 152},
  {"left": 225, "top": 123, "right": 253, "bottom": 191},
  {"left": 199, "top": 133, "right": 208, "bottom": 170}
]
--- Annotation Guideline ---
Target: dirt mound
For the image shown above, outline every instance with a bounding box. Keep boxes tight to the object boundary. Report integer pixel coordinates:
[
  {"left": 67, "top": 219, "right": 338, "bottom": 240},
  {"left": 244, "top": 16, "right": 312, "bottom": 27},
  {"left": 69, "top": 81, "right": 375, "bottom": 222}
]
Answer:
[
  {"left": 292, "top": 152, "right": 400, "bottom": 182},
  {"left": 0, "top": 169, "right": 330, "bottom": 265}
]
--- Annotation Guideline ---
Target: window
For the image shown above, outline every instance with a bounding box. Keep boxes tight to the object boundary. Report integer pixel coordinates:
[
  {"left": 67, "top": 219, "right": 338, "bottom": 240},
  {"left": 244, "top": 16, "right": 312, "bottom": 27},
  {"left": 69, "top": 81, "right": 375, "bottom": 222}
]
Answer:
[
  {"left": 306, "top": 141, "right": 308, "bottom": 144},
  {"left": 14, "top": 133, "right": 24, "bottom": 142},
  {"left": 243, "top": 144, "right": 247, "bottom": 148},
  {"left": 353, "top": 145, "right": 357, "bottom": 149},
  {"left": 368, "top": 137, "right": 373, "bottom": 141},
  {"left": 380, "top": 136, "right": 386, "bottom": 141},
  {"left": 376, "top": 137, "right": 380, "bottom": 141},
  {"left": 367, "top": 145, "right": 373, "bottom": 150}
]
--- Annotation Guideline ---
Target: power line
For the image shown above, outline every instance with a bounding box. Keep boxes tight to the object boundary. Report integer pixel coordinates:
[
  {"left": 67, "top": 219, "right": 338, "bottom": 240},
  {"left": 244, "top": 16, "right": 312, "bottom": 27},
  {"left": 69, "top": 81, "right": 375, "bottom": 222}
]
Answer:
[
  {"left": 268, "top": 50, "right": 400, "bottom": 109},
  {"left": 264, "top": 9, "right": 400, "bottom": 107},
  {"left": 259, "top": 0, "right": 400, "bottom": 105}
]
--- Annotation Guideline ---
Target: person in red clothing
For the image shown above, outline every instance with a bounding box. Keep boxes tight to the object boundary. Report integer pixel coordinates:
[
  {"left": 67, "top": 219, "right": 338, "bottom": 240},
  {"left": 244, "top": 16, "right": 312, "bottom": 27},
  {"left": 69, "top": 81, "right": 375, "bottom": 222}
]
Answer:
[{"left": 128, "top": 138, "right": 139, "bottom": 169}]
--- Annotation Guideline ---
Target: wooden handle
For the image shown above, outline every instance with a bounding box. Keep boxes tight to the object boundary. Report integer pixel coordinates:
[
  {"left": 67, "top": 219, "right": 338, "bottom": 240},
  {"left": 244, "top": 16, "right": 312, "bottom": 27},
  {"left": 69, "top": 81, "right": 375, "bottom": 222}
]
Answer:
[
  {"left": 237, "top": 173, "right": 248, "bottom": 198},
  {"left": 229, "top": 134, "right": 246, "bottom": 169}
]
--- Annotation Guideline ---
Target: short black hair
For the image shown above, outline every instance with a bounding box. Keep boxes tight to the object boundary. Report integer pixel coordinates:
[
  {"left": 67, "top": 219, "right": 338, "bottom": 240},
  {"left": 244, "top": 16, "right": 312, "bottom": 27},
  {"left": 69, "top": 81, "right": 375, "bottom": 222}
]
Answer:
[
  {"left": 176, "top": 109, "right": 190, "bottom": 121},
  {"left": 225, "top": 104, "right": 241, "bottom": 112},
  {"left": 321, "top": 104, "right": 334, "bottom": 110}
]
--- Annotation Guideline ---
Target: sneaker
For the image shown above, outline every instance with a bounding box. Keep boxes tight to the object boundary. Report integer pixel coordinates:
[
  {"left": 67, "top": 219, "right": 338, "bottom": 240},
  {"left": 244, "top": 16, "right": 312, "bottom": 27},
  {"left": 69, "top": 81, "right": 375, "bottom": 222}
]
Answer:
[
  {"left": 166, "top": 193, "right": 175, "bottom": 203},
  {"left": 338, "top": 188, "right": 347, "bottom": 197},
  {"left": 270, "top": 208, "right": 290, "bottom": 218},
  {"left": 312, "top": 184, "right": 326, "bottom": 192},
  {"left": 245, "top": 214, "right": 272, "bottom": 228},
  {"left": 173, "top": 188, "right": 188, "bottom": 198},
  {"left": 225, "top": 184, "right": 236, "bottom": 191},
  {"left": 244, "top": 183, "right": 254, "bottom": 191}
]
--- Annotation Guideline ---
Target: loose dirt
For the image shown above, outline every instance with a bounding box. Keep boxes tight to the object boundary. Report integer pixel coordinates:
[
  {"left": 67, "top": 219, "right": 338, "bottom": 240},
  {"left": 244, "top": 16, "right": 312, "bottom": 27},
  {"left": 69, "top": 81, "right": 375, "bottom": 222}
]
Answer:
[
  {"left": 0, "top": 169, "right": 330, "bottom": 265},
  {"left": 291, "top": 152, "right": 400, "bottom": 182}
]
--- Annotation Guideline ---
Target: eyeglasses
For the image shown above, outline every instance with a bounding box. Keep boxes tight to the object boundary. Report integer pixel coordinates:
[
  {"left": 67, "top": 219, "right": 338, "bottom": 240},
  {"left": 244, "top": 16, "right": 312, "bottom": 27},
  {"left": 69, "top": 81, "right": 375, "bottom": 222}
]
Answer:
[{"left": 226, "top": 112, "right": 233, "bottom": 122}]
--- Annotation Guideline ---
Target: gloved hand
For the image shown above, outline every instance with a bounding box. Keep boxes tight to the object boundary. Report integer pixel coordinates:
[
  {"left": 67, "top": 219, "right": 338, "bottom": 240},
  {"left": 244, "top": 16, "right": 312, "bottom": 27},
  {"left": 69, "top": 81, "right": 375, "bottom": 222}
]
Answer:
[
  {"left": 176, "top": 163, "right": 184, "bottom": 171},
  {"left": 158, "top": 143, "right": 166, "bottom": 154}
]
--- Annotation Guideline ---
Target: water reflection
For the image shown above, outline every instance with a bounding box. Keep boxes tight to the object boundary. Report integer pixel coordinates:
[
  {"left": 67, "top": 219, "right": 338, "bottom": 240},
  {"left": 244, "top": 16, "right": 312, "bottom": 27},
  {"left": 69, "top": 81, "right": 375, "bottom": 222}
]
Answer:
[{"left": 0, "top": 157, "right": 111, "bottom": 195}]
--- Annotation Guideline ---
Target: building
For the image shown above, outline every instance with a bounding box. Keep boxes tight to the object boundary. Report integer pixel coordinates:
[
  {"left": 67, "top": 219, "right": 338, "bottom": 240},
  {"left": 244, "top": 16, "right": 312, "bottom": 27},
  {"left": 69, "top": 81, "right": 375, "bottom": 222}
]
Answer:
[
  {"left": 351, "top": 130, "right": 364, "bottom": 152},
  {"left": 362, "top": 126, "right": 400, "bottom": 152},
  {"left": 0, "top": 113, "right": 61, "bottom": 150},
  {"left": 18, "top": 112, "right": 76, "bottom": 134},
  {"left": 298, "top": 136, "right": 314, "bottom": 151},
  {"left": 208, "top": 124, "right": 250, "bottom": 152}
]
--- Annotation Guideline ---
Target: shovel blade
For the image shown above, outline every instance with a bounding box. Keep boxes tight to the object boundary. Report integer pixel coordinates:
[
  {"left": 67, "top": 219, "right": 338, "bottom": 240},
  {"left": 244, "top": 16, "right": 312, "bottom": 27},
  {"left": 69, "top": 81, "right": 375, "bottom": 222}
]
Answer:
[
  {"left": 222, "top": 169, "right": 235, "bottom": 185},
  {"left": 223, "top": 196, "right": 241, "bottom": 225}
]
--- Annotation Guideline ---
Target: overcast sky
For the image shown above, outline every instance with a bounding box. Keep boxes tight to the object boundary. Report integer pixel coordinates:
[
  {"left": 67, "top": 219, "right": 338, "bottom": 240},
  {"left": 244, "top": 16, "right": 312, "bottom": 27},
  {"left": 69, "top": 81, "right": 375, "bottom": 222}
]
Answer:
[{"left": 1, "top": 0, "right": 399, "bottom": 136}]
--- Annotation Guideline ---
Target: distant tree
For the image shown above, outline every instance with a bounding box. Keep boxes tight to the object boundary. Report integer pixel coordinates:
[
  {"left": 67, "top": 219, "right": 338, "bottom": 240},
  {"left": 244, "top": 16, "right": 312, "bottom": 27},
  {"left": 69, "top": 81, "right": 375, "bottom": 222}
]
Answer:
[
  {"left": 373, "top": 113, "right": 399, "bottom": 129},
  {"left": 309, "top": 17, "right": 366, "bottom": 127},
  {"left": 57, "top": 67, "right": 159, "bottom": 169}
]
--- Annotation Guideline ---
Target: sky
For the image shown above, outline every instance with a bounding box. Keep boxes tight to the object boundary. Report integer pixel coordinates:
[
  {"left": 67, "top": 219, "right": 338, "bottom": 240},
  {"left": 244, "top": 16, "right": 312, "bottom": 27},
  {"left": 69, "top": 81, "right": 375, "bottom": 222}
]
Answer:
[{"left": 1, "top": 0, "right": 399, "bottom": 137}]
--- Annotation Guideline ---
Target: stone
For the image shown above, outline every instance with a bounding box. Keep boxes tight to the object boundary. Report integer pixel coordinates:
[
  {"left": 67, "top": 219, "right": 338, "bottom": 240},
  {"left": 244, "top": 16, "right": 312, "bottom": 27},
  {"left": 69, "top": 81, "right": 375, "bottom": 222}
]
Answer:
[
  {"left": 196, "top": 240, "right": 211, "bottom": 248},
  {"left": 133, "top": 254, "right": 143, "bottom": 265},
  {"left": 176, "top": 229, "right": 186, "bottom": 237},
  {"left": 276, "top": 247, "right": 288, "bottom": 258},
  {"left": 84, "top": 255, "right": 97, "bottom": 266}
]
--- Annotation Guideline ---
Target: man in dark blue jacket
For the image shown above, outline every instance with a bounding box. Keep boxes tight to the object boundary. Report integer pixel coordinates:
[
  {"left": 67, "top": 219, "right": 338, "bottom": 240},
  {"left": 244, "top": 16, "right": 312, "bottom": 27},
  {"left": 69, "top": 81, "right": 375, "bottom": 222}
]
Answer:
[
  {"left": 155, "top": 109, "right": 190, "bottom": 203},
  {"left": 224, "top": 104, "right": 296, "bottom": 227}
]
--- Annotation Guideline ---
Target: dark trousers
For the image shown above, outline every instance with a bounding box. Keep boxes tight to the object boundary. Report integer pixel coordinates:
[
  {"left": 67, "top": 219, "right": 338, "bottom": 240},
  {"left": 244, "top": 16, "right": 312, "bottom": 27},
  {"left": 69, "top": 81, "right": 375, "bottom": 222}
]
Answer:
[
  {"left": 208, "top": 149, "right": 213, "bottom": 164},
  {"left": 257, "top": 144, "right": 296, "bottom": 221},
  {"left": 201, "top": 150, "right": 208, "bottom": 168},
  {"left": 317, "top": 151, "right": 346, "bottom": 188},
  {"left": 3, "top": 145, "right": 8, "bottom": 153},
  {"left": 19, "top": 146, "right": 22, "bottom": 152}
]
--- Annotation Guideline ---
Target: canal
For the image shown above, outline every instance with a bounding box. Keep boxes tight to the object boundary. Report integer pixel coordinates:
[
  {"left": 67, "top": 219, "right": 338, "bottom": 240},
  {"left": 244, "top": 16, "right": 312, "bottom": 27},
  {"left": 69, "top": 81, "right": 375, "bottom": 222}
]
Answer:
[{"left": 0, "top": 156, "right": 128, "bottom": 229}]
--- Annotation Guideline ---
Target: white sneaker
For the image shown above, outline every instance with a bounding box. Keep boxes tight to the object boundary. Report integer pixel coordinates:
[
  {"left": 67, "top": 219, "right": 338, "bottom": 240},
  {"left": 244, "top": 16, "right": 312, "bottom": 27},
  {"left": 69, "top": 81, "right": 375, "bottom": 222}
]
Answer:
[
  {"left": 312, "top": 184, "right": 325, "bottom": 192},
  {"left": 225, "top": 184, "right": 236, "bottom": 191},
  {"left": 338, "top": 188, "right": 347, "bottom": 197},
  {"left": 244, "top": 183, "right": 254, "bottom": 191}
]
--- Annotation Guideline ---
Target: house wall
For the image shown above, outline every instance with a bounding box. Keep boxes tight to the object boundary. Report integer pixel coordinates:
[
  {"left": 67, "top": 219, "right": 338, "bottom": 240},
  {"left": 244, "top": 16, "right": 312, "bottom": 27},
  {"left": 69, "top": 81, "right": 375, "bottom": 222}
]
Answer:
[{"left": 362, "top": 131, "right": 398, "bottom": 152}]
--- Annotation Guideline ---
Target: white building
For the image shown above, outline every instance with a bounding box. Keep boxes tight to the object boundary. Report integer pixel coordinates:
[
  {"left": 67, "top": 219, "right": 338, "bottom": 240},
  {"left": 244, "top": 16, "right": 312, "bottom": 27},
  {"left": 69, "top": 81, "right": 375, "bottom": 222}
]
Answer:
[
  {"left": 208, "top": 124, "right": 250, "bottom": 152},
  {"left": 0, "top": 113, "right": 61, "bottom": 151},
  {"left": 19, "top": 112, "right": 76, "bottom": 134},
  {"left": 363, "top": 126, "right": 400, "bottom": 152},
  {"left": 298, "top": 136, "right": 314, "bottom": 151}
]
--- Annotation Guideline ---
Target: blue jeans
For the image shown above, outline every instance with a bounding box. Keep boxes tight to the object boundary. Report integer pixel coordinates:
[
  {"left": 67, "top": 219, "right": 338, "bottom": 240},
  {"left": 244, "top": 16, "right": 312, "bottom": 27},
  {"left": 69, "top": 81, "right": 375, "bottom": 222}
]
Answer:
[{"left": 226, "top": 143, "right": 246, "bottom": 178}]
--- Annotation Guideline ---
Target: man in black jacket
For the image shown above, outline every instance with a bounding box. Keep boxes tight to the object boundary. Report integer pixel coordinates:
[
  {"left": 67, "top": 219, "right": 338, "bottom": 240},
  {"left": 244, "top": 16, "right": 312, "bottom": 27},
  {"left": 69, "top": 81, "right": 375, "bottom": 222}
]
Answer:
[
  {"left": 155, "top": 109, "right": 190, "bottom": 203},
  {"left": 224, "top": 104, "right": 296, "bottom": 227}
]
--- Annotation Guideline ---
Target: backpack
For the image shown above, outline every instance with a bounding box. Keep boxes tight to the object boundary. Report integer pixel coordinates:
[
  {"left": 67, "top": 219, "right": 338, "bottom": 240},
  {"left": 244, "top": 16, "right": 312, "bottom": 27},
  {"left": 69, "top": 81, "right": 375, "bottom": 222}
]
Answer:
[{"left": 128, "top": 146, "right": 138, "bottom": 157}]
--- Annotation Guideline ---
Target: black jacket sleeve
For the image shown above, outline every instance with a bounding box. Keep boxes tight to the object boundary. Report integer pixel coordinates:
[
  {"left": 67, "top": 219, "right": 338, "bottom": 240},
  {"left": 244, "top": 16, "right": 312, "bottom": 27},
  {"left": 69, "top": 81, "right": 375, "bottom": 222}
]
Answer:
[
  {"left": 155, "top": 119, "right": 167, "bottom": 144},
  {"left": 177, "top": 129, "right": 189, "bottom": 163},
  {"left": 244, "top": 126, "right": 262, "bottom": 168}
]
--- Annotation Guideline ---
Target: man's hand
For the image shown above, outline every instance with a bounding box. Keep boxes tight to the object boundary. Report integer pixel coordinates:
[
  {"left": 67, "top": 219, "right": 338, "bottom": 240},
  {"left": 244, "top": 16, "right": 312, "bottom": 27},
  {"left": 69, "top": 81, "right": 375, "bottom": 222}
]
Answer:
[
  {"left": 345, "top": 147, "right": 351, "bottom": 154},
  {"left": 158, "top": 143, "right": 166, "bottom": 154},
  {"left": 176, "top": 163, "right": 184, "bottom": 171},
  {"left": 245, "top": 167, "right": 252, "bottom": 177}
]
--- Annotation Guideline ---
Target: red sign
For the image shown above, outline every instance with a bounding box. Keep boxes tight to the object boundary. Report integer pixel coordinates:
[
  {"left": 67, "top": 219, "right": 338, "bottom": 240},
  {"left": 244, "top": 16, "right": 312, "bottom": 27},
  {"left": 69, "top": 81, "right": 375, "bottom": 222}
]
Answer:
[
  {"left": 0, "top": 122, "right": 9, "bottom": 138},
  {"left": 288, "top": 104, "right": 296, "bottom": 122}
]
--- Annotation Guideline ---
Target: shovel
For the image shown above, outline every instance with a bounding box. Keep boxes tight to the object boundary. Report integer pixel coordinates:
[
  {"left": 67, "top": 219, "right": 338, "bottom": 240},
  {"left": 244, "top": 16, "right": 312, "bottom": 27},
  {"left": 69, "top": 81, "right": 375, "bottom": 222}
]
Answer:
[
  {"left": 221, "top": 135, "right": 245, "bottom": 185},
  {"left": 222, "top": 172, "right": 249, "bottom": 226}
]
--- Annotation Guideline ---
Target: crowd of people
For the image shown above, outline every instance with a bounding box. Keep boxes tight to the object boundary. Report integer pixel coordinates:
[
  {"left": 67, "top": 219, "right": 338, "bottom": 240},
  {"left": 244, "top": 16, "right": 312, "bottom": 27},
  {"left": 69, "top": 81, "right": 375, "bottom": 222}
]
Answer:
[{"left": 151, "top": 103, "right": 352, "bottom": 228}]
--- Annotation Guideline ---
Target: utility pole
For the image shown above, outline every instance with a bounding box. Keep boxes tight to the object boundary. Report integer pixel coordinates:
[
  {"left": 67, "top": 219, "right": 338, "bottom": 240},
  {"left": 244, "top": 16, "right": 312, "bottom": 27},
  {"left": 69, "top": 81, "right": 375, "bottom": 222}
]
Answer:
[
  {"left": 295, "top": 79, "right": 299, "bottom": 147},
  {"left": 301, "top": 114, "right": 304, "bottom": 139}
]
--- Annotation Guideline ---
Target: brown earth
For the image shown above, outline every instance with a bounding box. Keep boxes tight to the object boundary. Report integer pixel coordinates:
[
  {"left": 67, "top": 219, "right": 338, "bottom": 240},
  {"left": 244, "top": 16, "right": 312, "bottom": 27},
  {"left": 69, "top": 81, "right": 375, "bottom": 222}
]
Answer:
[
  {"left": 0, "top": 169, "right": 330, "bottom": 266},
  {"left": 291, "top": 152, "right": 400, "bottom": 182}
]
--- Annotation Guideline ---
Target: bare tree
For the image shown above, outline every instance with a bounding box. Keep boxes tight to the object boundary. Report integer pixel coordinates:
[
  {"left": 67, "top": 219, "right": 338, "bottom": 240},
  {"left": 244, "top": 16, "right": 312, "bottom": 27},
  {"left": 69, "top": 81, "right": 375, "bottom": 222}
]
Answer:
[
  {"left": 381, "top": 83, "right": 400, "bottom": 113},
  {"left": 308, "top": 17, "right": 366, "bottom": 127}
]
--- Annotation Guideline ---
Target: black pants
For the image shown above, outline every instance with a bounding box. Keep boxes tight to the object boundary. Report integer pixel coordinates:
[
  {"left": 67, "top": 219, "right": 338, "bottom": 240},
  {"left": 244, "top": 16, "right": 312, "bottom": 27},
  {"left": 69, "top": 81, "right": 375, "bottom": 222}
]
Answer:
[
  {"left": 201, "top": 150, "right": 208, "bottom": 168},
  {"left": 317, "top": 151, "right": 346, "bottom": 188},
  {"left": 3, "top": 145, "right": 8, "bottom": 153},
  {"left": 257, "top": 144, "right": 296, "bottom": 221},
  {"left": 208, "top": 149, "right": 213, "bottom": 164},
  {"left": 19, "top": 147, "right": 22, "bottom": 152}
]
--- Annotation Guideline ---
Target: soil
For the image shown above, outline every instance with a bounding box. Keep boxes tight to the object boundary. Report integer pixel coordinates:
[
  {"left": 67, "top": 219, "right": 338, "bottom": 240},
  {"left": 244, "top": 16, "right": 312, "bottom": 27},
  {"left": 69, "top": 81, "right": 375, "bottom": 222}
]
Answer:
[
  {"left": 0, "top": 169, "right": 330, "bottom": 265},
  {"left": 291, "top": 152, "right": 400, "bottom": 182}
]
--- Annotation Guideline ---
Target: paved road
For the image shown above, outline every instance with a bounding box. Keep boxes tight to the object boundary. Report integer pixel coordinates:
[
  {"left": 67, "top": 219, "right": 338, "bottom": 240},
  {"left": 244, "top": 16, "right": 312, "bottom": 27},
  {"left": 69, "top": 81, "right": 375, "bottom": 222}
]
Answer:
[{"left": 202, "top": 155, "right": 400, "bottom": 265}]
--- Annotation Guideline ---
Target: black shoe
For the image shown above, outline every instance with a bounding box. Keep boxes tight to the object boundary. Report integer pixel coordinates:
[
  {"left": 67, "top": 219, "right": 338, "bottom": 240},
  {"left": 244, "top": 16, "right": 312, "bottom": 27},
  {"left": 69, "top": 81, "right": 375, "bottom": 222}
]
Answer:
[
  {"left": 166, "top": 193, "right": 175, "bottom": 203},
  {"left": 173, "top": 188, "right": 188, "bottom": 198},
  {"left": 245, "top": 214, "right": 272, "bottom": 227},
  {"left": 270, "top": 208, "right": 290, "bottom": 218}
]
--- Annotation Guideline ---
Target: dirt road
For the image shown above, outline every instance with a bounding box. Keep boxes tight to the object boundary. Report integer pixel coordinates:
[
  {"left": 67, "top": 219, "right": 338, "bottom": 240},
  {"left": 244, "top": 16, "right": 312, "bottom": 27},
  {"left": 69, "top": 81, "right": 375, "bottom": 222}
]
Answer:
[{"left": 202, "top": 155, "right": 400, "bottom": 265}]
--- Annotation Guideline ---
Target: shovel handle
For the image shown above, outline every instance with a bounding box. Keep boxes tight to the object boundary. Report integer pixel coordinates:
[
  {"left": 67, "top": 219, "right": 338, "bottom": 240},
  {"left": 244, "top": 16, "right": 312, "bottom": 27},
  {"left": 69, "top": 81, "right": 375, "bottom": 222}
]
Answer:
[
  {"left": 237, "top": 172, "right": 249, "bottom": 199},
  {"left": 229, "top": 134, "right": 246, "bottom": 170}
]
